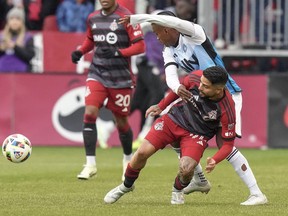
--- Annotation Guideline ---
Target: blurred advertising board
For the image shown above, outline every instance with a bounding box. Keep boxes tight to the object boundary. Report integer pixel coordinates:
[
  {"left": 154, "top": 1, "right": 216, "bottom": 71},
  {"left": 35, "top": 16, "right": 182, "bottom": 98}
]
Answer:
[
  {"left": 0, "top": 73, "right": 266, "bottom": 148},
  {"left": 268, "top": 75, "right": 288, "bottom": 148}
]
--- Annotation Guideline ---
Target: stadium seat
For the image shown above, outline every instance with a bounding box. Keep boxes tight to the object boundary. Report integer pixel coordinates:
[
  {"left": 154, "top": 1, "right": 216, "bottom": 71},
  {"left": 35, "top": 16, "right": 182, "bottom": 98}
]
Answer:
[{"left": 43, "top": 15, "right": 58, "bottom": 31}]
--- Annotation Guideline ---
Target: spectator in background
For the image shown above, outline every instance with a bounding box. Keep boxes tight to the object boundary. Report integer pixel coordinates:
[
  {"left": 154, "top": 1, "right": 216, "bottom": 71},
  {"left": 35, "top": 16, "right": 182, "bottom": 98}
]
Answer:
[
  {"left": 23, "top": 0, "right": 60, "bottom": 30},
  {"left": 56, "top": 0, "right": 94, "bottom": 32},
  {"left": 0, "top": 7, "right": 35, "bottom": 72},
  {"left": 166, "top": 0, "right": 197, "bottom": 22},
  {"left": 0, "top": 0, "right": 15, "bottom": 30}
]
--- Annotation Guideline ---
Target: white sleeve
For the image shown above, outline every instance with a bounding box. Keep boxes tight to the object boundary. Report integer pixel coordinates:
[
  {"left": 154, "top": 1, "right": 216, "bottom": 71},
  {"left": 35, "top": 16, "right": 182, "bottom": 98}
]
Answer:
[
  {"left": 165, "top": 64, "right": 181, "bottom": 94},
  {"left": 162, "top": 47, "right": 181, "bottom": 93},
  {"left": 162, "top": 47, "right": 175, "bottom": 66},
  {"left": 130, "top": 14, "right": 206, "bottom": 42}
]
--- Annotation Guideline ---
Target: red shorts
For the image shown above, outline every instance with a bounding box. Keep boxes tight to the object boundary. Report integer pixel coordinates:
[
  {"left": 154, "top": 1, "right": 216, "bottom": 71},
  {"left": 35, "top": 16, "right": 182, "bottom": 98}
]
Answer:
[
  {"left": 85, "top": 80, "right": 132, "bottom": 117},
  {"left": 145, "top": 115, "right": 209, "bottom": 163}
]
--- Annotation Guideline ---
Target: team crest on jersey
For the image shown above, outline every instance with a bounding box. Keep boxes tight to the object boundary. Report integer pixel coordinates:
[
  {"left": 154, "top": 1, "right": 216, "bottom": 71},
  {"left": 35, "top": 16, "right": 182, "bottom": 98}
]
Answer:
[
  {"left": 154, "top": 121, "right": 164, "bottom": 131},
  {"left": 228, "top": 123, "right": 235, "bottom": 130},
  {"left": 132, "top": 23, "right": 140, "bottom": 30},
  {"left": 110, "top": 19, "right": 118, "bottom": 31},
  {"left": 208, "top": 110, "right": 217, "bottom": 120}
]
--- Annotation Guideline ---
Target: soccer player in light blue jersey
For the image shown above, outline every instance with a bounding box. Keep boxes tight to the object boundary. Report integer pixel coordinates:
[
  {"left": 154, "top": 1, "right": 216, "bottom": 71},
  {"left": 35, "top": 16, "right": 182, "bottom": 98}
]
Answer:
[{"left": 119, "top": 11, "right": 267, "bottom": 206}]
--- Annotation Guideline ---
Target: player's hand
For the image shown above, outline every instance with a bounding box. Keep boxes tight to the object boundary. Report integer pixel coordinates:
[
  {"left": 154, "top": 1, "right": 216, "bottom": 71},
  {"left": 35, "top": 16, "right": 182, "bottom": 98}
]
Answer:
[
  {"left": 101, "top": 48, "right": 121, "bottom": 58},
  {"left": 118, "top": 15, "right": 131, "bottom": 25},
  {"left": 71, "top": 50, "right": 83, "bottom": 64},
  {"left": 177, "top": 85, "right": 193, "bottom": 103},
  {"left": 145, "top": 105, "right": 162, "bottom": 118},
  {"left": 205, "top": 157, "right": 216, "bottom": 173}
]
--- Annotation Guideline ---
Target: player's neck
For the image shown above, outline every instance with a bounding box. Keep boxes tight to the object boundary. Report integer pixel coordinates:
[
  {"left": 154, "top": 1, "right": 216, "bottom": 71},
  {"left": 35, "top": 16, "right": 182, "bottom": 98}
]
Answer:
[
  {"left": 172, "top": 35, "right": 180, "bottom": 47},
  {"left": 102, "top": 4, "right": 118, "bottom": 15}
]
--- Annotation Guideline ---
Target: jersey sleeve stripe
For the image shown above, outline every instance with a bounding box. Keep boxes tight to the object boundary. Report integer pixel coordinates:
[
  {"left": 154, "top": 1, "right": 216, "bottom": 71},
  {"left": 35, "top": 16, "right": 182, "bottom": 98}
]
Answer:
[
  {"left": 189, "top": 74, "right": 201, "bottom": 84},
  {"left": 164, "top": 62, "right": 178, "bottom": 69},
  {"left": 222, "top": 97, "right": 235, "bottom": 123},
  {"left": 131, "top": 37, "right": 144, "bottom": 44}
]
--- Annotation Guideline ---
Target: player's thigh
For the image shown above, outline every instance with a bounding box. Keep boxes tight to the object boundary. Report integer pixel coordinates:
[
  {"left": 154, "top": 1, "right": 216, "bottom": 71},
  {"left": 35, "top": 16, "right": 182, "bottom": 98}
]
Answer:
[
  {"left": 85, "top": 80, "right": 108, "bottom": 108},
  {"left": 145, "top": 115, "right": 178, "bottom": 150},
  {"left": 180, "top": 134, "right": 208, "bottom": 163},
  {"left": 106, "top": 88, "right": 132, "bottom": 117}
]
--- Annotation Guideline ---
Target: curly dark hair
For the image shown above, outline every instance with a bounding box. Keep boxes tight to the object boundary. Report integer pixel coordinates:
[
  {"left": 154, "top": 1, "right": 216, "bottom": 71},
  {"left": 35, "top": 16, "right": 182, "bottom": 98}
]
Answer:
[{"left": 203, "top": 66, "right": 228, "bottom": 86}]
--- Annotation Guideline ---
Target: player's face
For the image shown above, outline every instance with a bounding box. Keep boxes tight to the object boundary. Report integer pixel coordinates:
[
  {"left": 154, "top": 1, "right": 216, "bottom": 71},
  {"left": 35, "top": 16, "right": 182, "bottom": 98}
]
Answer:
[
  {"left": 152, "top": 24, "right": 175, "bottom": 47},
  {"left": 99, "top": 0, "right": 116, "bottom": 10},
  {"left": 198, "top": 75, "right": 219, "bottom": 99}
]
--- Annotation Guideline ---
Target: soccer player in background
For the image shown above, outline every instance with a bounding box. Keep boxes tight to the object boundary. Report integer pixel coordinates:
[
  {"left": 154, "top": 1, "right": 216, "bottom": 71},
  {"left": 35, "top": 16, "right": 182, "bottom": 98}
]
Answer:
[
  {"left": 71, "top": 0, "right": 145, "bottom": 181},
  {"left": 119, "top": 11, "right": 267, "bottom": 205},
  {"left": 104, "top": 66, "right": 236, "bottom": 204}
]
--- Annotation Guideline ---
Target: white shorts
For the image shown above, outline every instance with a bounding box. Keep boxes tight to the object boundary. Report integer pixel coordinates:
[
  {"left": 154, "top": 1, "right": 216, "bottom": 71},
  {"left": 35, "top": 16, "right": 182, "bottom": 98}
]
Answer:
[{"left": 232, "top": 92, "right": 242, "bottom": 137}]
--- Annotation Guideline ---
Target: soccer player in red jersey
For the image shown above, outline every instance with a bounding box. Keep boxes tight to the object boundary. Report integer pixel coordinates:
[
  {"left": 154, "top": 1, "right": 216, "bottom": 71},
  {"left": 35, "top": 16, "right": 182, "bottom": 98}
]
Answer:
[
  {"left": 119, "top": 12, "right": 267, "bottom": 205},
  {"left": 104, "top": 66, "right": 236, "bottom": 204},
  {"left": 71, "top": 0, "right": 145, "bottom": 181}
]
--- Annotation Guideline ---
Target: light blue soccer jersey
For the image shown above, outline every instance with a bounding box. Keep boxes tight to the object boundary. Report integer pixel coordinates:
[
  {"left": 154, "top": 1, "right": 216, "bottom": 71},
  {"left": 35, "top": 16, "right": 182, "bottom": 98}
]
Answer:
[
  {"left": 130, "top": 14, "right": 242, "bottom": 94},
  {"left": 163, "top": 34, "right": 242, "bottom": 94}
]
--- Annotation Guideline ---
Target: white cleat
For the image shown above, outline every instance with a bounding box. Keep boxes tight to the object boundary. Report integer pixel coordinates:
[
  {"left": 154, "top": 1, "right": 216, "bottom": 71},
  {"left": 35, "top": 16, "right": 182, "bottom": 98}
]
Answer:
[
  {"left": 77, "top": 164, "right": 97, "bottom": 180},
  {"left": 104, "top": 183, "right": 134, "bottom": 204},
  {"left": 240, "top": 194, "right": 268, "bottom": 206},
  {"left": 183, "top": 180, "right": 211, "bottom": 195},
  {"left": 171, "top": 188, "right": 185, "bottom": 205},
  {"left": 122, "top": 160, "right": 129, "bottom": 181}
]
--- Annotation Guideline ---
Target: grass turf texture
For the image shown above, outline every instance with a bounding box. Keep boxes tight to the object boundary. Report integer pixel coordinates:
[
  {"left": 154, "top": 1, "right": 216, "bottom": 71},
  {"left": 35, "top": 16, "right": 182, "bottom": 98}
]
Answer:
[{"left": 0, "top": 147, "right": 287, "bottom": 216}]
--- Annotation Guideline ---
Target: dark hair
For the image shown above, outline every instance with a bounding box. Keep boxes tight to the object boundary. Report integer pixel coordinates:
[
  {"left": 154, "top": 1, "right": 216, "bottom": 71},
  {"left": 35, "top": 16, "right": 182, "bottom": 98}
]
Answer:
[
  {"left": 203, "top": 66, "right": 228, "bottom": 86},
  {"left": 157, "top": 10, "right": 176, "bottom": 17}
]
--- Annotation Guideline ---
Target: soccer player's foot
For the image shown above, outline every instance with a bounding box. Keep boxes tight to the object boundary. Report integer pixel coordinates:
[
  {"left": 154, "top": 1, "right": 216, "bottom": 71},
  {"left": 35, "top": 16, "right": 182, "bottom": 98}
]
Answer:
[
  {"left": 104, "top": 183, "right": 134, "bottom": 204},
  {"left": 122, "top": 160, "right": 129, "bottom": 181},
  {"left": 240, "top": 194, "right": 268, "bottom": 206},
  {"left": 77, "top": 164, "right": 97, "bottom": 180},
  {"left": 183, "top": 179, "right": 211, "bottom": 195},
  {"left": 171, "top": 187, "right": 184, "bottom": 205}
]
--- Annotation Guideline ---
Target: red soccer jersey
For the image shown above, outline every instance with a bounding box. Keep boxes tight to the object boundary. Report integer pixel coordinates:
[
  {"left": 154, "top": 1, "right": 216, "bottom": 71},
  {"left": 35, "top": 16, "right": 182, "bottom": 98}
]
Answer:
[
  {"left": 79, "top": 4, "right": 145, "bottom": 88},
  {"left": 158, "top": 70, "right": 236, "bottom": 163}
]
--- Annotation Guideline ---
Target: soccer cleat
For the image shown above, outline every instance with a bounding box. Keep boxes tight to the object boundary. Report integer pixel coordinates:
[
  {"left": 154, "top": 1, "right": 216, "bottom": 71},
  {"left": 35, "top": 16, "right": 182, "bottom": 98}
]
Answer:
[
  {"left": 122, "top": 160, "right": 129, "bottom": 181},
  {"left": 171, "top": 187, "right": 185, "bottom": 205},
  {"left": 104, "top": 183, "right": 134, "bottom": 204},
  {"left": 183, "top": 179, "right": 211, "bottom": 195},
  {"left": 77, "top": 164, "right": 97, "bottom": 180},
  {"left": 240, "top": 194, "right": 268, "bottom": 206}
]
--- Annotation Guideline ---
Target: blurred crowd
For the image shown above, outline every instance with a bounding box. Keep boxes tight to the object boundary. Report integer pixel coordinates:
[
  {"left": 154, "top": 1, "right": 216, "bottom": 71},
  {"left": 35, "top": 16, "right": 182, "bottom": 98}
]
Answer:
[{"left": 0, "top": 0, "right": 287, "bottom": 74}]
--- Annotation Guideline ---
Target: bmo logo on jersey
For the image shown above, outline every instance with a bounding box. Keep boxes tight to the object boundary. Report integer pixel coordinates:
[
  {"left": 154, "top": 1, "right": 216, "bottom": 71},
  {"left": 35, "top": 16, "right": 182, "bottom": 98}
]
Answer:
[
  {"left": 106, "top": 32, "right": 118, "bottom": 44},
  {"left": 93, "top": 35, "right": 106, "bottom": 42}
]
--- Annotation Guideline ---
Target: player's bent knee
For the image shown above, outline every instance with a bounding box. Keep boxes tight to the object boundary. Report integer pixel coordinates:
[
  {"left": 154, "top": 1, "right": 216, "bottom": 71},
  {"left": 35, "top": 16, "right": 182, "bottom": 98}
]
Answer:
[{"left": 179, "top": 156, "right": 196, "bottom": 182}]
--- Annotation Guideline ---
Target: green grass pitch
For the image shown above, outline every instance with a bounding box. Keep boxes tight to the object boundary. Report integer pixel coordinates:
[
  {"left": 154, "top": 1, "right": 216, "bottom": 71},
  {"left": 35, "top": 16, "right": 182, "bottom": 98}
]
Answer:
[{"left": 0, "top": 147, "right": 287, "bottom": 216}]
